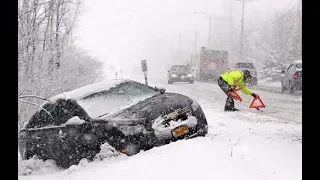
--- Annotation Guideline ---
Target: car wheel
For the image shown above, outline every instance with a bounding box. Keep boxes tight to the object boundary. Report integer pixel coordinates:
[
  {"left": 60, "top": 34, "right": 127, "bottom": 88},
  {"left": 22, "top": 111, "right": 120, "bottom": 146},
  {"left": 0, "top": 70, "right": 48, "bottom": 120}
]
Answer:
[
  {"left": 281, "top": 82, "right": 285, "bottom": 93},
  {"left": 252, "top": 80, "right": 257, "bottom": 86},
  {"left": 289, "top": 81, "right": 295, "bottom": 94}
]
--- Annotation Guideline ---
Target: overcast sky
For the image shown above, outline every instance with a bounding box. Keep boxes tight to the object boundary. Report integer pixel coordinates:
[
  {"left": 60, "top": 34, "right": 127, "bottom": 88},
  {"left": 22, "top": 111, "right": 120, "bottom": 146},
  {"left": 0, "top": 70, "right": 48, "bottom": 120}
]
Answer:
[{"left": 74, "top": 0, "right": 298, "bottom": 78}]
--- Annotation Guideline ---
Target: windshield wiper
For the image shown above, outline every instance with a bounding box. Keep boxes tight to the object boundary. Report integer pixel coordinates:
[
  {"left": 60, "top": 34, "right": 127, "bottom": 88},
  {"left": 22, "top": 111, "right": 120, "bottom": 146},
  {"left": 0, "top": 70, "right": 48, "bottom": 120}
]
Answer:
[{"left": 96, "top": 112, "right": 109, "bottom": 118}]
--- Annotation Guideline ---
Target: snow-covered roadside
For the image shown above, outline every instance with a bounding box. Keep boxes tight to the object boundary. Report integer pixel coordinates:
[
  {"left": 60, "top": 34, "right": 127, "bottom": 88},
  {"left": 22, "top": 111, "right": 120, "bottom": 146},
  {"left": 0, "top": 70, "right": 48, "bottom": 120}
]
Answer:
[
  {"left": 258, "top": 77, "right": 282, "bottom": 88},
  {"left": 18, "top": 73, "right": 301, "bottom": 180},
  {"left": 18, "top": 98, "right": 301, "bottom": 180}
]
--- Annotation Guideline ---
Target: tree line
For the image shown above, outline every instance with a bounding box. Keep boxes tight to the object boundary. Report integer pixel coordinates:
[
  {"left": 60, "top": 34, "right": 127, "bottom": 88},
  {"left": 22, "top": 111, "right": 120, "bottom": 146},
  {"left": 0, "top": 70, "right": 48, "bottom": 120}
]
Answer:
[{"left": 18, "top": 0, "right": 104, "bottom": 129}]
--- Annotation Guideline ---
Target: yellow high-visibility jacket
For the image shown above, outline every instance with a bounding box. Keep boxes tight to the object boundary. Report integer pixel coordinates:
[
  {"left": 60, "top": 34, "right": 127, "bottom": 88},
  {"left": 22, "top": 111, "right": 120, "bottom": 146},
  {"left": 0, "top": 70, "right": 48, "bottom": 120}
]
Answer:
[{"left": 220, "top": 70, "right": 253, "bottom": 95}]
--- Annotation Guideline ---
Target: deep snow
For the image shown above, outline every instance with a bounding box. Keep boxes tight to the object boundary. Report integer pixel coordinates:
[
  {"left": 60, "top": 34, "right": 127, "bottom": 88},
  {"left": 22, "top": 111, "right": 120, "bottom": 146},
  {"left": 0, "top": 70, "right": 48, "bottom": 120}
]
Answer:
[{"left": 18, "top": 75, "right": 301, "bottom": 180}]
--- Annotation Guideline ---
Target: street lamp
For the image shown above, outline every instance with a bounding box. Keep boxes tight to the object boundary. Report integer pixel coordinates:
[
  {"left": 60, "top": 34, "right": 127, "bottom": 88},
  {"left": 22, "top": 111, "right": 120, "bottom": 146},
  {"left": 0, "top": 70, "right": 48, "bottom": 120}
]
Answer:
[{"left": 194, "top": 12, "right": 212, "bottom": 48}]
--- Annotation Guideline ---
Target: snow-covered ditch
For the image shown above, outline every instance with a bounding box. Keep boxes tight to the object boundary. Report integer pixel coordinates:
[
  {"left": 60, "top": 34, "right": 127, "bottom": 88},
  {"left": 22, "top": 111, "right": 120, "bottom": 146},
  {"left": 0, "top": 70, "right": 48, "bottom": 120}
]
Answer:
[
  {"left": 18, "top": 114, "right": 200, "bottom": 176},
  {"left": 18, "top": 142, "right": 125, "bottom": 176},
  {"left": 18, "top": 77, "right": 301, "bottom": 180}
]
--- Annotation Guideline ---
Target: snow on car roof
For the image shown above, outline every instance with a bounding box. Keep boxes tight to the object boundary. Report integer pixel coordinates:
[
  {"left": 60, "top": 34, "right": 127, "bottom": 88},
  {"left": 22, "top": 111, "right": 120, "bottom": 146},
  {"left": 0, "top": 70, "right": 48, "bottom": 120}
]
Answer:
[
  {"left": 293, "top": 60, "right": 302, "bottom": 64},
  {"left": 49, "top": 79, "right": 128, "bottom": 102}
]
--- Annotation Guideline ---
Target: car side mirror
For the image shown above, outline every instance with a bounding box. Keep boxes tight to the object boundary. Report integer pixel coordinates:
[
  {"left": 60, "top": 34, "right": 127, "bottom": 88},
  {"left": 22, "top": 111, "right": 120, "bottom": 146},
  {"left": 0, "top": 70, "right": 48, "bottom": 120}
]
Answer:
[{"left": 155, "top": 86, "right": 166, "bottom": 94}]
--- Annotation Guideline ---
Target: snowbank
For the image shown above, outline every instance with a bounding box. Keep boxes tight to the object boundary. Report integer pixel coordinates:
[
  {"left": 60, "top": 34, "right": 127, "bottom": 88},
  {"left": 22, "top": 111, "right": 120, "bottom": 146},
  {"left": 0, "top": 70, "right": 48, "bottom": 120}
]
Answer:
[
  {"left": 18, "top": 77, "right": 301, "bottom": 180},
  {"left": 18, "top": 99, "right": 301, "bottom": 180},
  {"left": 18, "top": 142, "right": 125, "bottom": 177},
  {"left": 18, "top": 156, "right": 60, "bottom": 176},
  {"left": 258, "top": 78, "right": 281, "bottom": 88}
]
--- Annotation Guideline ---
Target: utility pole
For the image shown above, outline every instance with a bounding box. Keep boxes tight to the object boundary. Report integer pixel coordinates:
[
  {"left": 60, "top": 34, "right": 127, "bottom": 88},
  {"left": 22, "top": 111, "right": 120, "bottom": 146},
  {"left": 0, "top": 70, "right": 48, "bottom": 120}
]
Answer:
[
  {"left": 179, "top": 32, "right": 182, "bottom": 61},
  {"left": 235, "top": 0, "right": 253, "bottom": 61},
  {"left": 229, "top": 0, "right": 233, "bottom": 64},
  {"left": 170, "top": 37, "right": 173, "bottom": 62},
  {"left": 208, "top": 16, "right": 212, "bottom": 48},
  {"left": 179, "top": 32, "right": 182, "bottom": 52},
  {"left": 193, "top": 12, "right": 212, "bottom": 49},
  {"left": 195, "top": 31, "right": 198, "bottom": 53}
]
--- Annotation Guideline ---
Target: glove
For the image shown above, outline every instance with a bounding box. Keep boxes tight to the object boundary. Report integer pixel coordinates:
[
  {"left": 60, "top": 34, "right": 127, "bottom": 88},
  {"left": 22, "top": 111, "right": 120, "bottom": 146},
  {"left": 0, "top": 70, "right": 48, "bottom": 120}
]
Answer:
[
  {"left": 251, "top": 93, "right": 258, "bottom": 98},
  {"left": 228, "top": 85, "right": 236, "bottom": 92}
]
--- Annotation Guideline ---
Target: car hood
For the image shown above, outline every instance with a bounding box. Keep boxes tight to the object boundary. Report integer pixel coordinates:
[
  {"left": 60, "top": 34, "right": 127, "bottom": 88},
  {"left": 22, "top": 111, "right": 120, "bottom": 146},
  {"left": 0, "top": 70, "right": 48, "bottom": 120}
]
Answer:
[{"left": 97, "top": 92, "right": 192, "bottom": 124}]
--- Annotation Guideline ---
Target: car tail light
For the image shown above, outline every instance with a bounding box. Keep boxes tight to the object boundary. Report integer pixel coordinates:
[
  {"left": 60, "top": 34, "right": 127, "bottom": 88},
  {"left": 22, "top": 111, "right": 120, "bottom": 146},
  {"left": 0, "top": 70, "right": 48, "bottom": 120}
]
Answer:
[{"left": 293, "top": 72, "right": 301, "bottom": 79}]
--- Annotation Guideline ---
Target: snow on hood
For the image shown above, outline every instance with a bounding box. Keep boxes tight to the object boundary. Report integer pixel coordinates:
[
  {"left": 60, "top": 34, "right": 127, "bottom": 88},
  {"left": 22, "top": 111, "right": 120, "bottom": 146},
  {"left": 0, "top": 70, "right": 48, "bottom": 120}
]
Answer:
[
  {"left": 49, "top": 79, "right": 127, "bottom": 102},
  {"left": 63, "top": 116, "right": 86, "bottom": 125}
]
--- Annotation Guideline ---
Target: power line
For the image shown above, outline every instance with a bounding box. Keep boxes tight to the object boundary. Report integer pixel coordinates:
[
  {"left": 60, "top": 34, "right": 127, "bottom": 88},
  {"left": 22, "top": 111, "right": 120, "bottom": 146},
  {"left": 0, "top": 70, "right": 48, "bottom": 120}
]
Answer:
[
  {"left": 264, "top": 0, "right": 301, "bottom": 25},
  {"left": 245, "top": 1, "right": 301, "bottom": 33},
  {"left": 279, "top": 0, "right": 299, "bottom": 13}
]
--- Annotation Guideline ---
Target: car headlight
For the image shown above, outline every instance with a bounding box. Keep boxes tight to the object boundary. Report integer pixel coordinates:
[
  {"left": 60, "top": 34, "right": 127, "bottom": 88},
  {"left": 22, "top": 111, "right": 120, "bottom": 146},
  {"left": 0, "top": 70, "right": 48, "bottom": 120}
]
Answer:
[
  {"left": 191, "top": 99, "right": 200, "bottom": 112},
  {"left": 172, "top": 74, "right": 177, "bottom": 77},
  {"left": 187, "top": 74, "right": 193, "bottom": 77}
]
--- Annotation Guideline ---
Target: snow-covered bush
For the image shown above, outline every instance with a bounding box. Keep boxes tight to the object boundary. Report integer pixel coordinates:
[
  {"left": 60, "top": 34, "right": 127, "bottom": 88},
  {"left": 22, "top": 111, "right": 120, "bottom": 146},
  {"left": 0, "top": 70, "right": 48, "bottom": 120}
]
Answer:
[
  {"left": 94, "top": 143, "right": 121, "bottom": 161},
  {"left": 18, "top": 155, "right": 60, "bottom": 176}
]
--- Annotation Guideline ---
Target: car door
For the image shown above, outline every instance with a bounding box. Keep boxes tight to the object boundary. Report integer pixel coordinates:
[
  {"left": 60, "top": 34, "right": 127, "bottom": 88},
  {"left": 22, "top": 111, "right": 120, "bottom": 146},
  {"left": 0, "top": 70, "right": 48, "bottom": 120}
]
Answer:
[
  {"left": 288, "top": 65, "right": 297, "bottom": 84},
  {"left": 283, "top": 65, "right": 293, "bottom": 88}
]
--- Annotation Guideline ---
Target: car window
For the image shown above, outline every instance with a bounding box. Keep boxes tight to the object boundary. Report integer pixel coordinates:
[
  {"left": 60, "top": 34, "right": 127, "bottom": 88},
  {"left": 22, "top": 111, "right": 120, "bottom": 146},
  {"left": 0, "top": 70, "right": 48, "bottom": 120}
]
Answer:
[
  {"left": 287, "top": 65, "right": 293, "bottom": 73},
  {"left": 296, "top": 63, "right": 302, "bottom": 69},
  {"left": 77, "top": 82, "right": 158, "bottom": 118},
  {"left": 236, "top": 63, "right": 254, "bottom": 69},
  {"left": 25, "top": 99, "right": 89, "bottom": 128},
  {"left": 171, "top": 65, "right": 190, "bottom": 72}
]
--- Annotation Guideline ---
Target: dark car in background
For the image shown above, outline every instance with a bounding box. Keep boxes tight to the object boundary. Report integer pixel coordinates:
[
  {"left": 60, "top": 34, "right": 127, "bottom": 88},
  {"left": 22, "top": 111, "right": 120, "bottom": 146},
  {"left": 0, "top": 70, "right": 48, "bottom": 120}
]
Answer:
[
  {"left": 168, "top": 65, "right": 195, "bottom": 84},
  {"left": 281, "top": 60, "right": 302, "bottom": 94},
  {"left": 18, "top": 79, "right": 208, "bottom": 168},
  {"left": 234, "top": 62, "right": 258, "bottom": 86}
]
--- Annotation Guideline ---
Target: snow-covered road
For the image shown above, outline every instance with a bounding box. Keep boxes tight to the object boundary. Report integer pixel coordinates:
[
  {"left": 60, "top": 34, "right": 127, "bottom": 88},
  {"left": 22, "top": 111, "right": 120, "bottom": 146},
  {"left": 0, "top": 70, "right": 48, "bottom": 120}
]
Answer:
[
  {"left": 18, "top": 75, "right": 302, "bottom": 180},
  {"left": 165, "top": 81, "right": 302, "bottom": 124}
]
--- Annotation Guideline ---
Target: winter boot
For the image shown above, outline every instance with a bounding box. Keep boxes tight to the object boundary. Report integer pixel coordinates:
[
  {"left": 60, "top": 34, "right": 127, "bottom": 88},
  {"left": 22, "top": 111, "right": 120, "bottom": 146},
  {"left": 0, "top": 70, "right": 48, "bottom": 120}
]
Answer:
[{"left": 224, "top": 107, "right": 239, "bottom": 112}]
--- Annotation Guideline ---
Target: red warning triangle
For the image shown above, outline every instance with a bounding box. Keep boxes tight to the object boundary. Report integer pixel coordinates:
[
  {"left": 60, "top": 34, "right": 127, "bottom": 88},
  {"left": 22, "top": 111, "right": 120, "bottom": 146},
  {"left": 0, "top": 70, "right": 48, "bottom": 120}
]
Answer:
[
  {"left": 229, "top": 91, "right": 243, "bottom": 102},
  {"left": 249, "top": 96, "right": 266, "bottom": 109}
]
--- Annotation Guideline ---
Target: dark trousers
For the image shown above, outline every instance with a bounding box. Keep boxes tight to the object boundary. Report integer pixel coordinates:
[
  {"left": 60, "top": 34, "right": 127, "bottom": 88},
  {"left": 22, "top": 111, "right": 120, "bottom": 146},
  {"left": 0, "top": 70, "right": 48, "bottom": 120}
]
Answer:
[{"left": 217, "top": 77, "right": 235, "bottom": 110}]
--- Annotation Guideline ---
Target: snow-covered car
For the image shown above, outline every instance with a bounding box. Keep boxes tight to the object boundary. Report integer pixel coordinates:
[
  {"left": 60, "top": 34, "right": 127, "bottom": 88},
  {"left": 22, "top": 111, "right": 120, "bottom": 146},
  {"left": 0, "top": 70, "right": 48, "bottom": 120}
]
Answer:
[
  {"left": 234, "top": 62, "right": 258, "bottom": 86},
  {"left": 281, "top": 60, "right": 302, "bottom": 94},
  {"left": 18, "top": 79, "right": 208, "bottom": 168},
  {"left": 168, "top": 65, "right": 195, "bottom": 84}
]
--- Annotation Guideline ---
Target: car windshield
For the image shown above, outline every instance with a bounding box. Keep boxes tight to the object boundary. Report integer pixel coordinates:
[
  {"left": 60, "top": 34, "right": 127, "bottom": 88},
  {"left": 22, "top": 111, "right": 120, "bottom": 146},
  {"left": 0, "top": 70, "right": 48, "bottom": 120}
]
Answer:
[
  {"left": 236, "top": 63, "right": 254, "bottom": 69},
  {"left": 171, "top": 65, "right": 191, "bottom": 73},
  {"left": 296, "top": 63, "right": 302, "bottom": 69},
  {"left": 77, "top": 82, "right": 158, "bottom": 118}
]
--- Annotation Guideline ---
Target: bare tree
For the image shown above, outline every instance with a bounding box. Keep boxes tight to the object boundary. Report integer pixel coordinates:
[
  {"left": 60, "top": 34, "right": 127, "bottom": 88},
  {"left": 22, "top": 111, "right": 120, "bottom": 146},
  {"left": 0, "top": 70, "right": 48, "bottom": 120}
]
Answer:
[
  {"left": 244, "top": 4, "right": 302, "bottom": 77},
  {"left": 18, "top": 0, "right": 104, "bottom": 130}
]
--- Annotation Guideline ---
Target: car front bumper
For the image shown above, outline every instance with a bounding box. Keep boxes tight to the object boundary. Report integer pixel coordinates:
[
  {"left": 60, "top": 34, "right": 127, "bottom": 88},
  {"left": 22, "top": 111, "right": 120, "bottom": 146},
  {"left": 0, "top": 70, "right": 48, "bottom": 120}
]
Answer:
[
  {"left": 292, "top": 79, "right": 302, "bottom": 89},
  {"left": 169, "top": 76, "right": 194, "bottom": 82}
]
